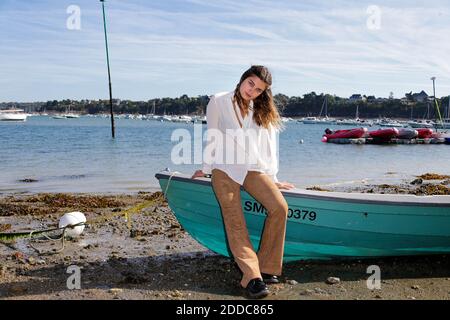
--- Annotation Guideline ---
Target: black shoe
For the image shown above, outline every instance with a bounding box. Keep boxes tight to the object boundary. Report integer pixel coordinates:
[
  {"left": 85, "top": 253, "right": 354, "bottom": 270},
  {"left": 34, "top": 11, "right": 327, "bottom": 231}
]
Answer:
[
  {"left": 245, "top": 278, "right": 269, "bottom": 299},
  {"left": 262, "top": 273, "right": 280, "bottom": 284}
]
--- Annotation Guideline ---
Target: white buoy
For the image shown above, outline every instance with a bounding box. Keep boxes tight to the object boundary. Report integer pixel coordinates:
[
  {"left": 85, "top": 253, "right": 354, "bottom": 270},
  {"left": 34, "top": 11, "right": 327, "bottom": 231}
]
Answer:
[{"left": 59, "top": 211, "right": 86, "bottom": 238}]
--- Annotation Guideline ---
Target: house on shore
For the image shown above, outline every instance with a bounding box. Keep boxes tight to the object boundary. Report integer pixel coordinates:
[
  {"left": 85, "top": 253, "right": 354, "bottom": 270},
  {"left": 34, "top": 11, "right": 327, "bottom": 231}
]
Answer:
[
  {"left": 349, "top": 94, "right": 366, "bottom": 103},
  {"left": 405, "top": 90, "right": 429, "bottom": 103}
]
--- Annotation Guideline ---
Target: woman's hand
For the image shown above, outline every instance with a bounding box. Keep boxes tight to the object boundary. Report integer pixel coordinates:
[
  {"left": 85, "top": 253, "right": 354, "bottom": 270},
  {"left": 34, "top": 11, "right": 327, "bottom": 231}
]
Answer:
[
  {"left": 191, "top": 170, "right": 205, "bottom": 179},
  {"left": 275, "top": 181, "right": 295, "bottom": 190}
]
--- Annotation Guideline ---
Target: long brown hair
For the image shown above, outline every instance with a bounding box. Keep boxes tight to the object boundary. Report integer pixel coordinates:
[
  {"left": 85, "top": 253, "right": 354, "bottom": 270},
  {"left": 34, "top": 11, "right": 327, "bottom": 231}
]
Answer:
[{"left": 234, "top": 65, "right": 282, "bottom": 129}]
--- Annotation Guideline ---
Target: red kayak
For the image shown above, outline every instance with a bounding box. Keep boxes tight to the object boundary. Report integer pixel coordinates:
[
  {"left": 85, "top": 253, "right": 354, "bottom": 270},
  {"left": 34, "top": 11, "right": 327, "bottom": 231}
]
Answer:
[
  {"left": 369, "top": 128, "right": 399, "bottom": 140},
  {"left": 416, "top": 128, "right": 434, "bottom": 139},
  {"left": 323, "top": 127, "right": 367, "bottom": 140}
]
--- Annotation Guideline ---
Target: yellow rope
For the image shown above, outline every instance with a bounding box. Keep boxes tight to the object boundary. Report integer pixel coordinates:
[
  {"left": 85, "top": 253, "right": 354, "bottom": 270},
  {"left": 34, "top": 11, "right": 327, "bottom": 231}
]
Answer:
[
  {"left": 86, "top": 194, "right": 166, "bottom": 229},
  {"left": 0, "top": 173, "right": 175, "bottom": 255},
  {"left": 0, "top": 194, "right": 166, "bottom": 243},
  {"left": 435, "top": 99, "right": 443, "bottom": 125}
]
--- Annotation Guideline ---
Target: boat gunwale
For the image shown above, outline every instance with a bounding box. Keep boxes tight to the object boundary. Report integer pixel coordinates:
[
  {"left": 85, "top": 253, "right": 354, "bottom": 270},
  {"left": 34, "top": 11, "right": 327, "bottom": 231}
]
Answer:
[{"left": 155, "top": 172, "right": 450, "bottom": 207}]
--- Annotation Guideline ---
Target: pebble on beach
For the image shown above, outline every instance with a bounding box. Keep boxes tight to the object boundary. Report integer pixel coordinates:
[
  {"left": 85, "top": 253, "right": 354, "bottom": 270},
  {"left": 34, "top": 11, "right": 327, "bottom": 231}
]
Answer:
[{"left": 326, "top": 277, "right": 341, "bottom": 285}]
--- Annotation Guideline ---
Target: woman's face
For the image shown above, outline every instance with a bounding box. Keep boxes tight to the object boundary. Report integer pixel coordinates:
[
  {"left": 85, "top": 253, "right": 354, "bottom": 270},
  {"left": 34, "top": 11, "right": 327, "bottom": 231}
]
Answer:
[{"left": 239, "top": 75, "right": 268, "bottom": 102}]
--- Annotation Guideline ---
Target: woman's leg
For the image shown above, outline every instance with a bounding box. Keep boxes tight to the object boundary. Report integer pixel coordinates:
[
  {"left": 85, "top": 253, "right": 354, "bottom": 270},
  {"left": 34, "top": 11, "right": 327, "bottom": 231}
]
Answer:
[
  {"left": 211, "top": 169, "right": 261, "bottom": 288},
  {"left": 243, "top": 171, "right": 289, "bottom": 276}
]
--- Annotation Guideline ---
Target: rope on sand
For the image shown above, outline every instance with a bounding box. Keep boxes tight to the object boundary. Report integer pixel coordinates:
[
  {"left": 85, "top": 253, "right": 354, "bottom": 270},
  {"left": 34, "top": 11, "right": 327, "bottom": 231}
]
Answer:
[{"left": 0, "top": 187, "right": 173, "bottom": 255}]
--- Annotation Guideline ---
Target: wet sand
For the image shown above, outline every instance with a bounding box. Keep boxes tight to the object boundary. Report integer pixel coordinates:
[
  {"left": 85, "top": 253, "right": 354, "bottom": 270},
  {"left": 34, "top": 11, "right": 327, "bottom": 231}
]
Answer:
[{"left": 1, "top": 174, "right": 449, "bottom": 300}]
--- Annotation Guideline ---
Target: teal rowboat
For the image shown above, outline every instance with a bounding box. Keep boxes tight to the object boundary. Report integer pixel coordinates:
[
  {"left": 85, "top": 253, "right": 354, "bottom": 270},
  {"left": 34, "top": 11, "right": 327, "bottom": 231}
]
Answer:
[{"left": 156, "top": 171, "right": 450, "bottom": 262}]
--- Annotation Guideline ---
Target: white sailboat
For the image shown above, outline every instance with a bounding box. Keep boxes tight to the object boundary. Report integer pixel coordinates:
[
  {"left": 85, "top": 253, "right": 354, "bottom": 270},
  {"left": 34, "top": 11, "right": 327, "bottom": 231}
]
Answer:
[
  {"left": 408, "top": 101, "right": 436, "bottom": 128},
  {"left": 52, "top": 104, "right": 80, "bottom": 119},
  {"left": 435, "top": 96, "right": 450, "bottom": 129},
  {"left": 65, "top": 113, "right": 80, "bottom": 118},
  {"left": 301, "top": 96, "right": 336, "bottom": 124},
  {"left": 62, "top": 105, "right": 80, "bottom": 118},
  {"left": 171, "top": 115, "right": 192, "bottom": 123},
  {"left": 408, "top": 119, "right": 435, "bottom": 128},
  {"left": 336, "top": 104, "right": 361, "bottom": 125}
]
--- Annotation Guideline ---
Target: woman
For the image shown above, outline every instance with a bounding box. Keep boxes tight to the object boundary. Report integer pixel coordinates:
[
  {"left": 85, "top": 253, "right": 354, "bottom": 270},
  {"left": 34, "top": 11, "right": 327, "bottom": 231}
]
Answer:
[{"left": 192, "top": 65, "right": 294, "bottom": 299}]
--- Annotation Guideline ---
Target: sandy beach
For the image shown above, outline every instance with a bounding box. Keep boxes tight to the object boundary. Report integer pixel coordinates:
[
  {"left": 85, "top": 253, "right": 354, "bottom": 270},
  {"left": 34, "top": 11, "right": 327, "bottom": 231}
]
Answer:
[{"left": 1, "top": 174, "right": 449, "bottom": 300}]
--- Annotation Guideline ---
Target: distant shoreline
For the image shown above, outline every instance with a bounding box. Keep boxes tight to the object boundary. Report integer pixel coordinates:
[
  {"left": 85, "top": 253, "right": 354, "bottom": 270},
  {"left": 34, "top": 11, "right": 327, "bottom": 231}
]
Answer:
[
  {"left": 1, "top": 92, "right": 449, "bottom": 119},
  {"left": 2, "top": 173, "right": 449, "bottom": 198}
]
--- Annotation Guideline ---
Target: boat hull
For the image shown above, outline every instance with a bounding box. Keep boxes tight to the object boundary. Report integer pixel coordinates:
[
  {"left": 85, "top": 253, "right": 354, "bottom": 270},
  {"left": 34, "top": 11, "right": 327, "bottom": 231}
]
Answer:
[
  {"left": 369, "top": 128, "right": 399, "bottom": 140},
  {"left": 417, "top": 128, "right": 434, "bottom": 139},
  {"left": 0, "top": 114, "right": 27, "bottom": 121},
  {"left": 324, "top": 127, "right": 367, "bottom": 140},
  {"left": 397, "top": 128, "right": 418, "bottom": 139},
  {"left": 156, "top": 172, "right": 450, "bottom": 262}
]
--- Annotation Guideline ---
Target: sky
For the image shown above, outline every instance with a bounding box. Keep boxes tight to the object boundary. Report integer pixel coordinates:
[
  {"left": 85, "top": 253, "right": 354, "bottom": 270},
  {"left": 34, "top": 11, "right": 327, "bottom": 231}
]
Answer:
[{"left": 1, "top": 0, "right": 450, "bottom": 102}]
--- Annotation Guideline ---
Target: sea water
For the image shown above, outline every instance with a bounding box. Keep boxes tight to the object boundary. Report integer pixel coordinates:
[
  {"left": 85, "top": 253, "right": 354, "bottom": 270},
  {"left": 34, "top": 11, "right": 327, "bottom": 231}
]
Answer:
[{"left": 1, "top": 116, "right": 449, "bottom": 194}]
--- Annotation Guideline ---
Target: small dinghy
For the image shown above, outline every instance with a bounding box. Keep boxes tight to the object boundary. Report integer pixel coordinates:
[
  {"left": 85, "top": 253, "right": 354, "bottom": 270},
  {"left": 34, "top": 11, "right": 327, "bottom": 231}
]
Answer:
[
  {"left": 156, "top": 170, "right": 450, "bottom": 262},
  {"left": 417, "top": 128, "right": 434, "bottom": 139},
  {"left": 369, "top": 128, "right": 399, "bottom": 140},
  {"left": 396, "top": 128, "right": 418, "bottom": 139},
  {"left": 323, "top": 127, "right": 367, "bottom": 141}
]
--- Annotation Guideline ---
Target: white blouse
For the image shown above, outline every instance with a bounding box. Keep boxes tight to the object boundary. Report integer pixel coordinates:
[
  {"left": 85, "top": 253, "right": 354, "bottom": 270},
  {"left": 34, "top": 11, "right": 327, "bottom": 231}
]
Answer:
[{"left": 202, "top": 91, "right": 279, "bottom": 185}]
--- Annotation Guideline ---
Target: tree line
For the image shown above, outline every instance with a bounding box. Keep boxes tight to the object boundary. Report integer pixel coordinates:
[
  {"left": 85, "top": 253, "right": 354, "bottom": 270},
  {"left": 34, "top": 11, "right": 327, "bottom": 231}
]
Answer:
[{"left": 3, "top": 93, "right": 449, "bottom": 119}]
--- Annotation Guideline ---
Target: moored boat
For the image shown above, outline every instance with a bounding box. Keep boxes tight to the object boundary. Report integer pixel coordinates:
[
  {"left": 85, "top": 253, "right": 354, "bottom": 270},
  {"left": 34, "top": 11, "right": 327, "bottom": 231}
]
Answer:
[
  {"left": 369, "top": 128, "right": 399, "bottom": 140},
  {"left": 409, "top": 120, "right": 435, "bottom": 129},
  {"left": 156, "top": 171, "right": 450, "bottom": 262},
  {"left": 396, "top": 128, "right": 418, "bottom": 139},
  {"left": 416, "top": 128, "right": 434, "bottom": 139},
  {"left": 323, "top": 127, "right": 367, "bottom": 141},
  {"left": 64, "top": 113, "right": 80, "bottom": 118},
  {"left": 0, "top": 109, "right": 28, "bottom": 121}
]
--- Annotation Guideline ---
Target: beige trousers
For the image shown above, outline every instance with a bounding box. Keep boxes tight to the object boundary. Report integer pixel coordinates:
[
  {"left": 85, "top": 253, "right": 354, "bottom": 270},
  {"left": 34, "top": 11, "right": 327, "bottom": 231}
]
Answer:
[{"left": 211, "top": 169, "right": 289, "bottom": 288}]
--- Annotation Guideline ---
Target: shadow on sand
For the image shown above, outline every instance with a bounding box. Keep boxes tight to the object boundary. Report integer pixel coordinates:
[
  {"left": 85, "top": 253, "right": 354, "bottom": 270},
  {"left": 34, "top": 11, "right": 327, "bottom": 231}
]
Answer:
[{"left": 1, "top": 251, "right": 449, "bottom": 299}]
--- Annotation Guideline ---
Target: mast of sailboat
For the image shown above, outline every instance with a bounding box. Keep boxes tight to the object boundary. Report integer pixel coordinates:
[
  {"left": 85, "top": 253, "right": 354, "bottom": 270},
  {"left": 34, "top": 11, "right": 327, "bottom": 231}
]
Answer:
[
  {"left": 430, "top": 77, "right": 443, "bottom": 130},
  {"left": 318, "top": 96, "right": 325, "bottom": 118},
  {"left": 447, "top": 95, "right": 450, "bottom": 119}
]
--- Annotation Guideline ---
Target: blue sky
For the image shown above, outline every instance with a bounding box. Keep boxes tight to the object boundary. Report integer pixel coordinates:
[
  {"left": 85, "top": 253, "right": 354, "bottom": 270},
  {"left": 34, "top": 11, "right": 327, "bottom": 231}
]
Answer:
[{"left": 1, "top": 0, "right": 450, "bottom": 102}]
